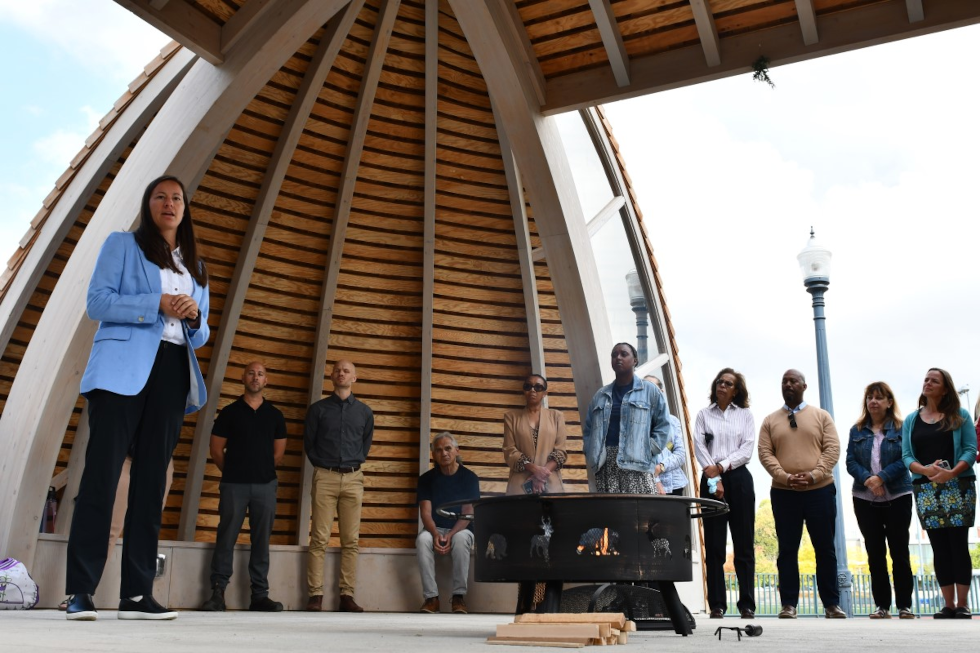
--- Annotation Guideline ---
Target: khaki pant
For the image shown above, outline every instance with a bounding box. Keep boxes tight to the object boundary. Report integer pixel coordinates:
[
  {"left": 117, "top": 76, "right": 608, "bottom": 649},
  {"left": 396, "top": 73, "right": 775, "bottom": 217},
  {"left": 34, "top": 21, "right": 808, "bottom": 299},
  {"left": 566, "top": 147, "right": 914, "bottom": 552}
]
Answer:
[{"left": 307, "top": 468, "right": 364, "bottom": 597}]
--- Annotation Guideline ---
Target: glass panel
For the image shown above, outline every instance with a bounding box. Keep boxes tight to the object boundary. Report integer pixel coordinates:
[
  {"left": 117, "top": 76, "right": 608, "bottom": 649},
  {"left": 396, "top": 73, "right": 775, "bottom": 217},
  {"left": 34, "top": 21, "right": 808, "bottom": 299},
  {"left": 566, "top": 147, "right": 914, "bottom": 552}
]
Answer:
[{"left": 555, "top": 113, "right": 649, "bottom": 363}]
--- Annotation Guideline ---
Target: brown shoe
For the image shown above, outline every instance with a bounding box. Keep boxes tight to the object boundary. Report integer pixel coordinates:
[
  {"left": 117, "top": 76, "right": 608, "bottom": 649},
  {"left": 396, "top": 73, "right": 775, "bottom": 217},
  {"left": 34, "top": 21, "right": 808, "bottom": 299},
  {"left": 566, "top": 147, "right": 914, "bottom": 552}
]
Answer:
[
  {"left": 306, "top": 595, "right": 323, "bottom": 612},
  {"left": 825, "top": 605, "right": 847, "bottom": 619},
  {"left": 451, "top": 595, "right": 467, "bottom": 614},
  {"left": 420, "top": 597, "right": 440, "bottom": 613},
  {"left": 709, "top": 608, "right": 724, "bottom": 618},
  {"left": 778, "top": 605, "right": 797, "bottom": 619},
  {"left": 740, "top": 608, "right": 755, "bottom": 619},
  {"left": 338, "top": 595, "right": 364, "bottom": 613}
]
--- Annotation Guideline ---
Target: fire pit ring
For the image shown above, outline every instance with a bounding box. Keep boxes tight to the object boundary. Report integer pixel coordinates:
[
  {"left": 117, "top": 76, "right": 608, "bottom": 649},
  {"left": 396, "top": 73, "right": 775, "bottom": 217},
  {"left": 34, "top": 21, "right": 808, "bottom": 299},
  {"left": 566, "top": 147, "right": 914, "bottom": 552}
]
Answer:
[{"left": 437, "top": 493, "right": 726, "bottom": 636}]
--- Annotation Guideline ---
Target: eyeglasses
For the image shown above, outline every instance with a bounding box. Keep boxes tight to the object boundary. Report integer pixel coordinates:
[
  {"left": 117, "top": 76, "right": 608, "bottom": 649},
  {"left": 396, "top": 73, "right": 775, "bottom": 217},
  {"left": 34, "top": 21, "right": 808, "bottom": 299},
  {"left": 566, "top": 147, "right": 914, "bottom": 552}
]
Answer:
[
  {"left": 523, "top": 383, "right": 546, "bottom": 392},
  {"left": 715, "top": 380, "right": 734, "bottom": 388},
  {"left": 704, "top": 432, "right": 714, "bottom": 447},
  {"left": 788, "top": 413, "right": 797, "bottom": 429}
]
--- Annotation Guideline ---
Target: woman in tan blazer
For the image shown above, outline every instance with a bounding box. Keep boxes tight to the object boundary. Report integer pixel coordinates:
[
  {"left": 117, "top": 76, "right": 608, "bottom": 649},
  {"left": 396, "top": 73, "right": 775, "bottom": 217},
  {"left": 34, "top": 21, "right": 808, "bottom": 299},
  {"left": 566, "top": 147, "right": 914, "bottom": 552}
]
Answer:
[{"left": 503, "top": 374, "right": 568, "bottom": 495}]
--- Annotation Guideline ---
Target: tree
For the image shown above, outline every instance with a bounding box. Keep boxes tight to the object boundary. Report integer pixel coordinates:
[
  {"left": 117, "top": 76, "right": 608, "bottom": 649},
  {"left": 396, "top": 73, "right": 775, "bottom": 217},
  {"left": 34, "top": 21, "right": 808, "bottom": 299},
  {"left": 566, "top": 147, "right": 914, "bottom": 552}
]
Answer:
[{"left": 754, "top": 499, "right": 778, "bottom": 574}]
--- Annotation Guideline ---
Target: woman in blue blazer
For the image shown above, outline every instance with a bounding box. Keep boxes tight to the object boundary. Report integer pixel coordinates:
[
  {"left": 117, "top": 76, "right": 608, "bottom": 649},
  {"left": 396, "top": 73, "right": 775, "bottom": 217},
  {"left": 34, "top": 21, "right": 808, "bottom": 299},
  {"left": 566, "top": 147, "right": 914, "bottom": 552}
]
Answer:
[
  {"left": 65, "top": 176, "right": 210, "bottom": 621},
  {"left": 901, "top": 368, "right": 977, "bottom": 619}
]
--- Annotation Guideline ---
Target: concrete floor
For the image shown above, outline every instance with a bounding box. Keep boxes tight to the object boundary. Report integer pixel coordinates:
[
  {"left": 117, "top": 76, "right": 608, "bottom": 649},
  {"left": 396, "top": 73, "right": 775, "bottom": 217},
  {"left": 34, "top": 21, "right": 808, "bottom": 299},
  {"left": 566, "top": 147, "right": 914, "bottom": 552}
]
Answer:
[{"left": 1, "top": 610, "right": 976, "bottom": 652}]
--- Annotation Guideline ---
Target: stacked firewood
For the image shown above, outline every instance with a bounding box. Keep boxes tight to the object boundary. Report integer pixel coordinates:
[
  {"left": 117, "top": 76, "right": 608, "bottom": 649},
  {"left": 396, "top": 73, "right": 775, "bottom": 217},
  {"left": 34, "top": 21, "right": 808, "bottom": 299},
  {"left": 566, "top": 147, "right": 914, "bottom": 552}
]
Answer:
[{"left": 487, "top": 613, "right": 637, "bottom": 648}]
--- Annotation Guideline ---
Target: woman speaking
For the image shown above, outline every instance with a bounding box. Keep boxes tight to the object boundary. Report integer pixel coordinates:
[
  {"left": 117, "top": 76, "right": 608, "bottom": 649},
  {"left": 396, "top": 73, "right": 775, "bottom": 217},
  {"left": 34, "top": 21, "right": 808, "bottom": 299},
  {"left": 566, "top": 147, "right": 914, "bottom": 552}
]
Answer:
[{"left": 65, "top": 176, "right": 210, "bottom": 621}]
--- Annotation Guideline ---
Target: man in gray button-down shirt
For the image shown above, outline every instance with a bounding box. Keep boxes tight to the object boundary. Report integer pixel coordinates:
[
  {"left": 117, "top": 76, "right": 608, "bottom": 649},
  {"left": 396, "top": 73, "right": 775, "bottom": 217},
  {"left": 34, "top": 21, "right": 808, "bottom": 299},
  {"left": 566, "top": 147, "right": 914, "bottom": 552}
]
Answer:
[{"left": 303, "top": 360, "right": 374, "bottom": 613}]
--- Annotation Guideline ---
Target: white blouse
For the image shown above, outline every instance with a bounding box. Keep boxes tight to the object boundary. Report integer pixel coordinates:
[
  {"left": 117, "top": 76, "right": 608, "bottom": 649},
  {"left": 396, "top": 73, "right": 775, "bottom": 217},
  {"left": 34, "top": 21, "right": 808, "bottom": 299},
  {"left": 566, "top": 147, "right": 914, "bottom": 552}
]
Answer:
[{"left": 159, "top": 248, "right": 193, "bottom": 345}]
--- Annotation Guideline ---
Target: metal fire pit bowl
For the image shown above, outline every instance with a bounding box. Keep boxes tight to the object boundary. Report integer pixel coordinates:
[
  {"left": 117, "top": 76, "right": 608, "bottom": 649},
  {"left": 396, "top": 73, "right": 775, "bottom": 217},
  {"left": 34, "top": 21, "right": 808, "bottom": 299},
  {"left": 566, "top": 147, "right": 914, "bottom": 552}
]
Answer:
[{"left": 438, "top": 493, "right": 726, "bottom": 636}]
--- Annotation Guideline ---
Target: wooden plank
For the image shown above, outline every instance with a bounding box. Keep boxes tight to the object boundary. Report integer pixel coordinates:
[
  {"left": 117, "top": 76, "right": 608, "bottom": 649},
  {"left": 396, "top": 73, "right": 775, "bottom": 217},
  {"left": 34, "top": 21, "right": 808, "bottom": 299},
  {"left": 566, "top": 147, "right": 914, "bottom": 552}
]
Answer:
[
  {"left": 516, "top": 613, "right": 626, "bottom": 628},
  {"left": 497, "top": 624, "right": 601, "bottom": 639},
  {"left": 588, "top": 0, "right": 630, "bottom": 86},
  {"left": 486, "top": 637, "right": 586, "bottom": 648}
]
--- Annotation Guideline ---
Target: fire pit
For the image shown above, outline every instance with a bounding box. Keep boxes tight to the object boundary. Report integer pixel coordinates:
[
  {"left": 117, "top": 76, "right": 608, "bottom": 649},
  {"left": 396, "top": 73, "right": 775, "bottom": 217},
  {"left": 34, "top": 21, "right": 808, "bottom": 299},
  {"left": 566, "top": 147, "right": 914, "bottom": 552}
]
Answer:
[{"left": 441, "top": 493, "right": 726, "bottom": 636}]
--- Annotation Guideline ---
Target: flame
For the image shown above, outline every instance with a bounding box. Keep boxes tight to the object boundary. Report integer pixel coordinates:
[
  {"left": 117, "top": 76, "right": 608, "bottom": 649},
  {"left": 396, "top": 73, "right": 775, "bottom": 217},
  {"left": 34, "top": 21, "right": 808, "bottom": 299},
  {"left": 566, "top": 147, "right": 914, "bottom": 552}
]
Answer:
[{"left": 577, "top": 528, "right": 619, "bottom": 556}]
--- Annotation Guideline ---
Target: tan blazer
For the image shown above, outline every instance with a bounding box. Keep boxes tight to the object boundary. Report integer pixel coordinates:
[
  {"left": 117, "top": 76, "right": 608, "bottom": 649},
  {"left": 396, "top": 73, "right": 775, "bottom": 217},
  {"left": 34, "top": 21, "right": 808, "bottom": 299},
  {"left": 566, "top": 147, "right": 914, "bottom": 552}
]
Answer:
[{"left": 503, "top": 408, "right": 567, "bottom": 495}]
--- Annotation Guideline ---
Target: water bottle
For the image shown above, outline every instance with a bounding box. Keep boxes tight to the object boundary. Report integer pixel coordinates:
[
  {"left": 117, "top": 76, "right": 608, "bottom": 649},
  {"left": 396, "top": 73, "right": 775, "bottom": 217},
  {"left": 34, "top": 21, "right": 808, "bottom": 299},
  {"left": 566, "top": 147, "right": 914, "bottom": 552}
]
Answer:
[{"left": 40, "top": 486, "right": 57, "bottom": 533}]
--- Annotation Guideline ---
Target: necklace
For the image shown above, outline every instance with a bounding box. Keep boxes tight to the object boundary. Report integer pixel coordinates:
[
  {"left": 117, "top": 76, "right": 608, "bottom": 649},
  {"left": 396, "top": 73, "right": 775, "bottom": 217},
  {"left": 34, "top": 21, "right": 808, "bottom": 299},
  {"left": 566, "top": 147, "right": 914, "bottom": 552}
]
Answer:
[{"left": 920, "top": 410, "right": 942, "bottom": 425}]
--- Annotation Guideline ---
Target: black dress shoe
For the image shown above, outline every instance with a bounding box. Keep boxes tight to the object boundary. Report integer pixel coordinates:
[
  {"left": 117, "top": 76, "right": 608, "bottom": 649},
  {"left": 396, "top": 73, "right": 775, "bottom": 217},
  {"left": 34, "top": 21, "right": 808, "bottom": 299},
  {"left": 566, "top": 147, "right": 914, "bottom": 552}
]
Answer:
[
  {"left": 709, "top": 607, "right": 724, "bottom": 618},
  {"left": 740, "top": 608, "right": 755, "bottom": 619},
  {"left": 118, "top": 595, "right": 178, "bottom": 620},
  {"left": 249, "top": 595, "right": 284, "bottom": 612},
  {"left": 66, "top": 593, "right": 98, "bottom": 621}
]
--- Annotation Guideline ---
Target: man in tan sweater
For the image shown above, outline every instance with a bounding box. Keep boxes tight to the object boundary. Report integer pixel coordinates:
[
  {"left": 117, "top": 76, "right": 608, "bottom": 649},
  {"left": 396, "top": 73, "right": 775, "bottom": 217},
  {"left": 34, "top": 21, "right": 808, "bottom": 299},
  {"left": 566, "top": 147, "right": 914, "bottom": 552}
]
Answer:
[{"left": 758, "top": 369, "right": 845, "bottom": 620}]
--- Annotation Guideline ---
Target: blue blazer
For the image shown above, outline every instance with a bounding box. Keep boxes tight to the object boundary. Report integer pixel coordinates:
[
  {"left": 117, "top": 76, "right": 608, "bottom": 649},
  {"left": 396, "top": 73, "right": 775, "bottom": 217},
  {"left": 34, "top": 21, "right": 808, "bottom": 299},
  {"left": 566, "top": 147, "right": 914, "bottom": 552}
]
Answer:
[{"left": 80, "top": 232, "right": 209, "bottom": 413}]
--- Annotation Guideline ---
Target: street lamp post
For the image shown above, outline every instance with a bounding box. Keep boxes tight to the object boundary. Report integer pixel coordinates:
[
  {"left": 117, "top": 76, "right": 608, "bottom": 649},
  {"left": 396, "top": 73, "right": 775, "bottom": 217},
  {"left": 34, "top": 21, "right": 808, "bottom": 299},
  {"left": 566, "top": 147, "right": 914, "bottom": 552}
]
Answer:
[
  {"left": 625, "top": 269, "right": 649, "bottom": 365},
  {"left": 796, "top": 228, "right": 852, "bottom": 616}
]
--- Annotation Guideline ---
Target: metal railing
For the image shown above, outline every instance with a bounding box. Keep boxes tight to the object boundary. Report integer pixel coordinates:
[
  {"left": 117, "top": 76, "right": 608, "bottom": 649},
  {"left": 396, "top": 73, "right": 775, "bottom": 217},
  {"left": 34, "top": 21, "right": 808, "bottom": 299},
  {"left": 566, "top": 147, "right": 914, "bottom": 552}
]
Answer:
[{"left": 724, "top": 573, "right": 980, "bottom": 616}]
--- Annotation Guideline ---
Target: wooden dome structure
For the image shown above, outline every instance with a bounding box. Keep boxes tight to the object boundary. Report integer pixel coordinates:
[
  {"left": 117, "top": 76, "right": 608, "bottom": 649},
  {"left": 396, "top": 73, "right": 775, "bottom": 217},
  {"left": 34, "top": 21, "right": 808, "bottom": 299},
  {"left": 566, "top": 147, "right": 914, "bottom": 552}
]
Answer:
[{"left": 1, "top": 0, "right": 977, "bottom": 610}]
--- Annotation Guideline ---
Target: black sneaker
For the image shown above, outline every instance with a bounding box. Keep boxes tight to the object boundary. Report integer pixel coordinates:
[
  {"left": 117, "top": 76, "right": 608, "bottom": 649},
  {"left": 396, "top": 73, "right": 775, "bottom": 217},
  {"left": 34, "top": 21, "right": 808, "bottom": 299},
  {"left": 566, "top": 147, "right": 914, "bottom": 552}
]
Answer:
[
  {"left": 118, "top": 595, "right": 178, "bottom": 620},
  {"left": 200, "top": 587, "right": 226, "bottom": 612},
  {"left": 249, "top": 595, "right": 284, "bottom": 612},
  {"left": 66, "top": 593, "right": 98, "bottom": 621}
]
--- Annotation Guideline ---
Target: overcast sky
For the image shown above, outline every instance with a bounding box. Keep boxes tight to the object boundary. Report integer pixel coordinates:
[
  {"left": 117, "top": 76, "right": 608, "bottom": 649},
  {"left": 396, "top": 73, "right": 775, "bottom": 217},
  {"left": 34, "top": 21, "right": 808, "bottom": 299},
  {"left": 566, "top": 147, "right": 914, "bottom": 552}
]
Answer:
[{"left": 2, "top": 2, "right": 978, "bottom": 546}]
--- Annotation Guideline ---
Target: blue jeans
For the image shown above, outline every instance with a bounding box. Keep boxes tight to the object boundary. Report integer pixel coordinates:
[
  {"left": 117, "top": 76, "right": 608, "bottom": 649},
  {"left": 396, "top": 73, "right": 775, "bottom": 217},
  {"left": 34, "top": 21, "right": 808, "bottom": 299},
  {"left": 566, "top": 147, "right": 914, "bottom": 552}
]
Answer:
[{"left": 771, "top": 484, "right": 839, "bottom": 608}]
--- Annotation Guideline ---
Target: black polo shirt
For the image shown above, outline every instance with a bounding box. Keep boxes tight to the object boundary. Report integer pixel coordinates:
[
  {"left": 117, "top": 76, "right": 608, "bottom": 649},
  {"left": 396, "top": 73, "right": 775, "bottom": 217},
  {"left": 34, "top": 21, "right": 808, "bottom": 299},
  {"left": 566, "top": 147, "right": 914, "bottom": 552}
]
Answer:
[{"left": 212, "top": 396, "right": 287, "bottom": 484}]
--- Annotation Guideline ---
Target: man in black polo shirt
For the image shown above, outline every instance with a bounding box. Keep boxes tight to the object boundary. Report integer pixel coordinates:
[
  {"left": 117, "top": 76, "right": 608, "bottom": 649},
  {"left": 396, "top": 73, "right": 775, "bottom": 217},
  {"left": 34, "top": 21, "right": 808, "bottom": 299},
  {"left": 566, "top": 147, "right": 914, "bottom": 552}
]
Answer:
[
  {"left": 416, "top": 432, "right": 480, "bottom": 614},
  {"left": 304, "top": 359, "right": 374, "bottom": 613},
  {"left": 200, "top": 361, "right": 286, "bottom": 612}
]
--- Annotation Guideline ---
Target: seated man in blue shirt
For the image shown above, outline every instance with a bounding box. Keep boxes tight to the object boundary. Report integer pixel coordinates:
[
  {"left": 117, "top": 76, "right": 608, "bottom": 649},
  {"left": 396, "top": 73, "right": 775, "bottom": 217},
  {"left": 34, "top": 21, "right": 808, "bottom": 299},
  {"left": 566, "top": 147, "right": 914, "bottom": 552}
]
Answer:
[{"left": 416, "top": 432, "right": 480, "bottom": 614}]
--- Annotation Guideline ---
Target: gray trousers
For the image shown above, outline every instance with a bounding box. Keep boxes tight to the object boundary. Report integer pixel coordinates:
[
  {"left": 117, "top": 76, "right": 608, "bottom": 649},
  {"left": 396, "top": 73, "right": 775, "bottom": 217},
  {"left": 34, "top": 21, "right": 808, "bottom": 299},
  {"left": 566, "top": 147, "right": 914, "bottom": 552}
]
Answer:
[
  {"left": 210, "top": 479, "right": 277, "bottom": 598},
  {"left": 416, "top": 528, "right": 474, "bottom": 599}
]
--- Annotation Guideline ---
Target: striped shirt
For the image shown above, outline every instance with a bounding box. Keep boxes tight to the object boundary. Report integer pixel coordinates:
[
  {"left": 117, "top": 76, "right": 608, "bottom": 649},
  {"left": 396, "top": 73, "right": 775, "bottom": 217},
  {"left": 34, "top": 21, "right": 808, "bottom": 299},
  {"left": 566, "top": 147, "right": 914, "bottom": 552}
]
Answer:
[{"left": 693, "top": 403, "right": 756, "bottom": 473}]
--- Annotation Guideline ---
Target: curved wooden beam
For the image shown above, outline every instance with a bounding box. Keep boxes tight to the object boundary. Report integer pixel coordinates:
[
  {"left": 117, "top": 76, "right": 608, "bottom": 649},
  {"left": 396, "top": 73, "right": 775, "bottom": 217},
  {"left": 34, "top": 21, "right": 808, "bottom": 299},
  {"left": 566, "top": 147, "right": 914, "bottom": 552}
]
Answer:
[
  {"left": 449, "top": 0, "right": 610, "bottom": 420},
  {"left": 418, "top": 0, "right": 439, "bottom": 475},
  {"left": 298, "top": 0, "right": 401, "bottom": 544},
  {"left": 493, "top": 106, "right": 546, "bottom": 382},
  {"left": 178, "top": 0, "right": 366, "bottom": 541},
  {"left": 0, "top": 0, "right": 349, "bottom": 567},
  {"left": 0, "top": 48, "right": 196, "bottom": 357}
]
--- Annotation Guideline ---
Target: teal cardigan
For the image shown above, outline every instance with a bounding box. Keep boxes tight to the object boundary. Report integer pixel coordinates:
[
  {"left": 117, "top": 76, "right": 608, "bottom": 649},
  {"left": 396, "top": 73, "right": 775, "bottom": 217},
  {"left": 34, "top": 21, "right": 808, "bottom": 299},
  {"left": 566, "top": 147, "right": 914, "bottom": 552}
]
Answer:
[{"left": 901, "top": 408, "right": 977, "bottom": 481}]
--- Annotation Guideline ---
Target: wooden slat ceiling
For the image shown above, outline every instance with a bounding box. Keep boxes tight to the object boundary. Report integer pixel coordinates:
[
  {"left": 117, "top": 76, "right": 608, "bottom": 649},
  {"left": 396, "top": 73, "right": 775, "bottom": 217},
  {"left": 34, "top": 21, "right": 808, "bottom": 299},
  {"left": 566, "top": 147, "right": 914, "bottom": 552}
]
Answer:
[{"left": 3, "top": 0, "right": 976, "bottom": 551}]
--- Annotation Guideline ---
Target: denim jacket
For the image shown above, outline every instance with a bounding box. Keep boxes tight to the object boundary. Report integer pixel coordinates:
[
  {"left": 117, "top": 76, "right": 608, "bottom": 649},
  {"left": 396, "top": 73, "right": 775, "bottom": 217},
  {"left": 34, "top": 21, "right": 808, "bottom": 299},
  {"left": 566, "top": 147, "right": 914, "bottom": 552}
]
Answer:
[
  {"left": 845, "top": 422, "right": 912, "bottom": 495},
  {"left": 583, "top": 376, "right": 670, "bottom": 474}
]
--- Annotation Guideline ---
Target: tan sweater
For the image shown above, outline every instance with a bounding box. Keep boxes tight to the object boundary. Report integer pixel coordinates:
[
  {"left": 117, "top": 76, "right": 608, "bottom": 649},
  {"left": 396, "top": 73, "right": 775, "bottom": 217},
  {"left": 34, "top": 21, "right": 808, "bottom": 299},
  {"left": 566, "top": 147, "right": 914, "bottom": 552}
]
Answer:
[{"left": 758, "top": 405, "right": 840, "bottom": 490}]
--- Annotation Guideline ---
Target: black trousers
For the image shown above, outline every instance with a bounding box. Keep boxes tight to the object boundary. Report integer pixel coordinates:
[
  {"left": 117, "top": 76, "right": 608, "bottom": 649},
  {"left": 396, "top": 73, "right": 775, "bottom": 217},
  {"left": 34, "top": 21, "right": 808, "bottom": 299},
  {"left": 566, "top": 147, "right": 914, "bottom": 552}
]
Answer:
[
  {"left": 771, "top": 484, "right": 839, "bottom": 608},
  {"left": 210, "top": 480, "right": 278, "bottom": 597},
  {"left": 853, "top": 494, "right": 913, "bottom": 610},
  {"left": 702, "top": 465, "right": 756, "bottom": 612},
  {"left": 66, "top": 342, "right": 189, "bottom": 598},
  {"left": 927, "top": 525, "right": 972, "bottom": 587}
]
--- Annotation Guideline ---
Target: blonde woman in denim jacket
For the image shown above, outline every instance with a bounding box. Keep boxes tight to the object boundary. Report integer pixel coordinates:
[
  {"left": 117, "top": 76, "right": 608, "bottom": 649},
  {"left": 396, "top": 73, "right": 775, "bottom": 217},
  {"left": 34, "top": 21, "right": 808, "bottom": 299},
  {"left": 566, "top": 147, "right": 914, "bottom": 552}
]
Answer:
[
  {"left": 583, "top": 343, "right": 670, "bottom": 493},
  {"left": 845, "top": 381, "right": 913, "bottom": 619}
]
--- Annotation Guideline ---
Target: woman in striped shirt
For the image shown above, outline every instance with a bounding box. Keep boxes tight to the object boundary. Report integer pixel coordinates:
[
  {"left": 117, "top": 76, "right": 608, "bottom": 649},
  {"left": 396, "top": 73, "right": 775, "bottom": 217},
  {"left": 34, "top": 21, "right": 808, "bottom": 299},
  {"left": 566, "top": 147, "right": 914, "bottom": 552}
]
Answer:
[{"left": 693, "top": 368, "right": 757, "bottom": 619}]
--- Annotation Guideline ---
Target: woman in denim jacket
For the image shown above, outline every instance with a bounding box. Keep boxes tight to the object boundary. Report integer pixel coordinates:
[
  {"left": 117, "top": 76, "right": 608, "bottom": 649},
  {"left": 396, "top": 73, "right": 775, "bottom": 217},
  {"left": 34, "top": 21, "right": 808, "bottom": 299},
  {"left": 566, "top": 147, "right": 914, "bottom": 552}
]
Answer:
[
  {"left": 583, "top": 343, "right": 670, "bottom": 493},
  {"left": 845, "top": 381, "right": 913, "bottom": 620}
]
